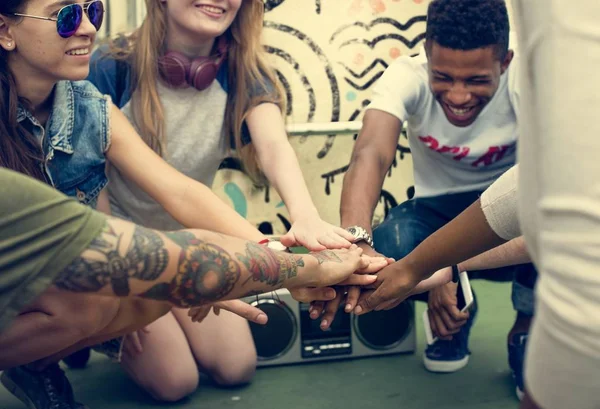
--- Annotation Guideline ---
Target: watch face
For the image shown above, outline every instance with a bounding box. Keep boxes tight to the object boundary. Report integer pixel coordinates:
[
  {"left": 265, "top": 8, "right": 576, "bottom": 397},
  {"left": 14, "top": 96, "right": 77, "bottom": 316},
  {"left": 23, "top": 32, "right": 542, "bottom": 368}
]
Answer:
[{"left": 346, "top": 226, "right": 373, "bottom": 247}]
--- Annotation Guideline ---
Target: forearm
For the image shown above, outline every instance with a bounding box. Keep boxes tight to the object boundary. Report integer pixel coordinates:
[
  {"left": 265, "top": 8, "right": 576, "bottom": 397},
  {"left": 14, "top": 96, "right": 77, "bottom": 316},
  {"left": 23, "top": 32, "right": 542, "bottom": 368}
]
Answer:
[
  {"left": 106, "top": 105, "right": 264, "bottom": 242},
  {"left": 340, "top": 110, "right": 401, "bottom": 232},
  {"left": 115, "top": 164, "right": 265, "bottom": 241},
  {"left": 260, "top": 141, "right": 319, "bottom": 222},
  {"left": 412, "top": 237, "right": 531, "bottom": 295},
  {"left": 167, "top": 179, "right": 265, "bottom": 242},
  {"left": 340, "top": 151, "right": 388, "bottom": 232},
  {"left": 457, "top": 236, "right": 530, "bottom": 272},
  {"left": 54, "top": 216, "right": 324, "bottom": 306},
  {"left": 402, "top": 198, "right": 507, "bottom": 280}
]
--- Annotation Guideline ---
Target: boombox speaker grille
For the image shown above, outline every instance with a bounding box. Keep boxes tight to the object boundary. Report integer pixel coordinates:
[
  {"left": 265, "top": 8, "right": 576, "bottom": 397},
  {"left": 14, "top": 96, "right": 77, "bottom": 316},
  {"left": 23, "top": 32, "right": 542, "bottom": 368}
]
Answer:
[
  {"left": 245, "top": 290, "right": 416, "bottom": 366},
  {"left": 249, "top": 299, "right": 297, "bottom": 360},
  {"left": 353, "top": 301, "right": 413, "bottom": 350}
]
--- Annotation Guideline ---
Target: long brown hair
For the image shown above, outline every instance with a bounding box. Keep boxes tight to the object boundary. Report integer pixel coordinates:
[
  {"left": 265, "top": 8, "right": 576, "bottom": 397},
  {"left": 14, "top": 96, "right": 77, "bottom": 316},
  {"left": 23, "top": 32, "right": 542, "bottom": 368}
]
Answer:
[
  {"left": 109, "top": 0, "right": 285, "bottom": 185},
  {"left": 0, "top": 0, "right": 47, "bottom": 182}
]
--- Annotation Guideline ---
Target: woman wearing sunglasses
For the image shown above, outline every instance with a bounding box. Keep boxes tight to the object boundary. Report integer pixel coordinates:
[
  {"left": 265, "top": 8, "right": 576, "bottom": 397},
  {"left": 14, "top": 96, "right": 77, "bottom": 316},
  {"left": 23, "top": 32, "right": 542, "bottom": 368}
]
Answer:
[
  {"left": 79, "top": 0, "right": 361, "bottom": 403},
  {"left": 0, "top": 1, "right": 367, "bottom": 408}
]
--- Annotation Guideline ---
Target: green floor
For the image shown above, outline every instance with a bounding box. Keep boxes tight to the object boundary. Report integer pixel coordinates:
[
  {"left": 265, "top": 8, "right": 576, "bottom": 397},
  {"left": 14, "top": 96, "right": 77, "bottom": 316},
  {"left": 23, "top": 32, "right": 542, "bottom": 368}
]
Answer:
[{"left": 0, "top": 281, "right": 519, "bottom": 409}]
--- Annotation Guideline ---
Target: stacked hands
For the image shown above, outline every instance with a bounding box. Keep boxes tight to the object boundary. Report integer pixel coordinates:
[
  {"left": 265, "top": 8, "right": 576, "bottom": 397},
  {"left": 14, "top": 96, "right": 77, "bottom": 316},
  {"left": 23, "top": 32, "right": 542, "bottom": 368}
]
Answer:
[
  {"left": 125, "top": 221, "right": 463, "bottom": 356},
  {"left": 278, "top": 220, "right": 467, "bottom": 339},
  {"left": 308, "top": 244, "right": 466, "bottom": 340},
  {"left": 182, "top": 220, "right": 362, "bottom": 326}
]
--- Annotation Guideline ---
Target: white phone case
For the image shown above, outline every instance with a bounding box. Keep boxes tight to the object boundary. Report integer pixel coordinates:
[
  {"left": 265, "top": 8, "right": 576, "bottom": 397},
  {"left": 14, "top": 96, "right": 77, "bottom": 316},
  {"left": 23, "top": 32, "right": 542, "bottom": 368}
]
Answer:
[{"left": 423, "top": 271, "right": 473, "bottom": 345}]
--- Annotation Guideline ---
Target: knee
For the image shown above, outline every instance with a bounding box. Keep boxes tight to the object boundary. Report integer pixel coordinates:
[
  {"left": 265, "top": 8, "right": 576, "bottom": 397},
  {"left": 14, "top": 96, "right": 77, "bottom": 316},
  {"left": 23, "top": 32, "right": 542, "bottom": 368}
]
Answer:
[
  {"left": 210, "top": 350, "right": 257, "bottom": 387},
  {"left": 146, "top": 369, "right": 199, "bottom": 402},
  {"left": 373, "top": 228, "right": 403, "bottom": 259},
  {"left": 373, "top": 220, "right": 415, "bottom": 260}
]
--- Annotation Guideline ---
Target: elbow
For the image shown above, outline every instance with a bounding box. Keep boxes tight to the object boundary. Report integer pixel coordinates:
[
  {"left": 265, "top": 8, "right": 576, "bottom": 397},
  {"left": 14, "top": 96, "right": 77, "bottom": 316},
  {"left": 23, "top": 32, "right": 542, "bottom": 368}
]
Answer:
[
  {"left": 349, "top": 147, "right": 391, "bottom": 177},
  {"left": 349, "top": 147, "right": 370, "bottom": 169},
  {"left": 516, "top": 236, "right": 529, "bottom": 255},
  {"left": 163, "top": 179, "right": 209, "bottom": 219},
  {"left": 258, "top": 141, "right": 295, "bottom": 172}
]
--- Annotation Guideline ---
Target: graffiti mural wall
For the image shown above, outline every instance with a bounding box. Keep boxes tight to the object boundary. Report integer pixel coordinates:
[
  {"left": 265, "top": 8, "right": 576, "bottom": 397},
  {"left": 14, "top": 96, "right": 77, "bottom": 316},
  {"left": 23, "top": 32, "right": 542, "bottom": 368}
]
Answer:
[
  {"left": 214, "top": 0, "right": 431, "bottom": 235},
  {"left": 101, "top": 0, "right": 515, "bottom": 235}
]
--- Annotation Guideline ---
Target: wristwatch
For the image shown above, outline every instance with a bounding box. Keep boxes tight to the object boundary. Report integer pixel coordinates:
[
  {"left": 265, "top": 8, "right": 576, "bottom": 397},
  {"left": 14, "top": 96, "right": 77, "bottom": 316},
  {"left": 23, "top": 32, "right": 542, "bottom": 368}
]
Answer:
[
  {"left": 345, "top": 225, "right": 374, "bottom": 248},
  {"left": 451, "top": 264, "right": 460, "bottom": 283}
]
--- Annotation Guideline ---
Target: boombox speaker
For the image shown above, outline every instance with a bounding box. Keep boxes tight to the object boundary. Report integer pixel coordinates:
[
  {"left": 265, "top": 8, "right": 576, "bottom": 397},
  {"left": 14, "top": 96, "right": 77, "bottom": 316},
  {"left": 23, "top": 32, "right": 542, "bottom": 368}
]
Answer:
[{"left": 244, "top": 289, "right": 416, "bottom": 367}]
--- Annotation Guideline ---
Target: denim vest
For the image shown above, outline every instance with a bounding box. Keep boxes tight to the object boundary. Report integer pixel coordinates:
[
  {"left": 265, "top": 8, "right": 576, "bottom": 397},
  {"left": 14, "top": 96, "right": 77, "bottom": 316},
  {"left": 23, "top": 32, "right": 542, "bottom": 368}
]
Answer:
[{"left": 17, "top": 80, "right": 110, "bottom": 208}]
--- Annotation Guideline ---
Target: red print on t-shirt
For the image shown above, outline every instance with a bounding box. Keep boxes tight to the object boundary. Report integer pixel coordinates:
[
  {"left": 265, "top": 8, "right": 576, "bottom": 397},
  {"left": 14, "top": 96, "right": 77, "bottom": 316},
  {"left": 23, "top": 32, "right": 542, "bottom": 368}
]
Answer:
[{"left": 418, "top": 135, "right": 515, "bottom": 167}]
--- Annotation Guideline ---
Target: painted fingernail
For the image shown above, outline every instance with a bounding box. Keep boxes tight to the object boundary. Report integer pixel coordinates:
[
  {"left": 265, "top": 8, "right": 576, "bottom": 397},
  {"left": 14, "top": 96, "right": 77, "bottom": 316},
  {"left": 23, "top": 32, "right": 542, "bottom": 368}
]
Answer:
[
  {"left": 309, "top": 306, "right": 313, "bottom": 313},
  {"left": 326, "top": 289, "right": 336, "bottom": 298},
  {"left": 310, "top": 311, "right": 319, "bottom": 319},
  {"left": 355, "top": 306, "right": 363, "bottom": 314},
  {"left": 320, "top": 320, "right": 328, "bottom": 329},
  {"left": 345, "top": 304, "right": 352, "bottom": 312}
]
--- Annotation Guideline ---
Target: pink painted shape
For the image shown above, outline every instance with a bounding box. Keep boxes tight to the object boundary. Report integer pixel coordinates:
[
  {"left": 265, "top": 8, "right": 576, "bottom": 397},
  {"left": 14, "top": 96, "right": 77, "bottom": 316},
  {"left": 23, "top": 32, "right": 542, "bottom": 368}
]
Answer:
[{"left": 370, "top": 0, "right": 386, "bottom": 14}]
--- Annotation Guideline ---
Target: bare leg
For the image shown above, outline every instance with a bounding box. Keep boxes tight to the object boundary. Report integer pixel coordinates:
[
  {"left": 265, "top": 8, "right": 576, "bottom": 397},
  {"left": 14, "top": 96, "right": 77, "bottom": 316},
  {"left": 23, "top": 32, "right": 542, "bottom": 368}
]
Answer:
[
  {"left": 118, "top": 308, "right": 256, "bottom": 402},
  {"left": 119, "top": 313, "right": 199, "bottom": 402},
  {"left": 520, "top": 391, "right": 543, "bottom": 409},
  {"left": 172, "top": 307, "right": 256, "bottom": 386}
]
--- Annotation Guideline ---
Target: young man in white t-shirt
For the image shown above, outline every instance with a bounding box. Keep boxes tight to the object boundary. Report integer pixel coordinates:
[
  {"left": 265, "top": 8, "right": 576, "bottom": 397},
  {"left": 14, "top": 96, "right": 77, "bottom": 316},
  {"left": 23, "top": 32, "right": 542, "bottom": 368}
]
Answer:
[{"left": 338, "top": 0, "right": 535, "bottom": 398}]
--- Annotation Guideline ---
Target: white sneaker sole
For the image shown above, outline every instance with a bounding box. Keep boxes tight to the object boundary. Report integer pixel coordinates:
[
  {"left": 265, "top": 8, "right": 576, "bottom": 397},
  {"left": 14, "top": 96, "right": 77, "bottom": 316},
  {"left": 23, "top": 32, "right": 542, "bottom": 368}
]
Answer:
[
  {"left": 423, "top": 353, "right": 469, "bottom": 373},
  {"left": 516, "top": 386, "right": 524, "bottom": 401}
]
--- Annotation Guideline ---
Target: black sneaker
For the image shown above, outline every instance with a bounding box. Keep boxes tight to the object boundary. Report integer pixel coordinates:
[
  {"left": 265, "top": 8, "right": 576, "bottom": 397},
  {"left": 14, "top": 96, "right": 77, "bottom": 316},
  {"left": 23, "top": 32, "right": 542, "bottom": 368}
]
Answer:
[
  {"left": 423, "top": 294, "right": 478, "bottom": 373},
  {"left": 508, "top": 332, "right": 528, "bottom": 401},
  {"left": 1, "top": 363, "right": 88, "bottom": 409}
]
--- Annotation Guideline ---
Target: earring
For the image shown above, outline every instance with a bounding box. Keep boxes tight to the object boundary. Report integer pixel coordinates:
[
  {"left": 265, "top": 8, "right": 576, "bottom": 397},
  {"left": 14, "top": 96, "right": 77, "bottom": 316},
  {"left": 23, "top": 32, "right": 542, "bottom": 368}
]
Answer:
[{"left": 6, "top": 42, "right": 12, "bottom": 47}]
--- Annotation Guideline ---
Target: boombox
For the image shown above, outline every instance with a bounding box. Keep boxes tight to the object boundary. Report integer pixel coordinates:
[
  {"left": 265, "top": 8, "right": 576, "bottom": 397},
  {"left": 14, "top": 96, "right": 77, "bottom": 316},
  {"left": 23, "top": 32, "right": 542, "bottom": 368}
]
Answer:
[{"left": 244, "top": 289, "right": 416, "bottom": 367}]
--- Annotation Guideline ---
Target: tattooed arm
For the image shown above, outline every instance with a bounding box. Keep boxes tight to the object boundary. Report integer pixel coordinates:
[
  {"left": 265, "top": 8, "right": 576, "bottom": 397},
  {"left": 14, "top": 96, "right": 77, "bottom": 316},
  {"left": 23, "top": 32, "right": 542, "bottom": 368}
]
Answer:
[{"left": 54, "top": 217, "right": 376, "bottom": 306}]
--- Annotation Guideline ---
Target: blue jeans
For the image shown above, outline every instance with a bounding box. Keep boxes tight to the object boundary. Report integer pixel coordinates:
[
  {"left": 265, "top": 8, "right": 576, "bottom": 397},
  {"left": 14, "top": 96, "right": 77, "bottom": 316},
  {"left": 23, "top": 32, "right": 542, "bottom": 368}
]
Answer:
[{"left": 372, "top": 190, "right": 536, "bottom": 316}]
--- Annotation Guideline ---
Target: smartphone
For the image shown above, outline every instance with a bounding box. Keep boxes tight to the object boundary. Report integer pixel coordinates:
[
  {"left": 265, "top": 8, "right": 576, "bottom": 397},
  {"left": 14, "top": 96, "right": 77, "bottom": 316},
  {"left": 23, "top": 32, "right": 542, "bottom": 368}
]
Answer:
[{"left": 423, "top": 271, "right": 474, "bottom": 345}]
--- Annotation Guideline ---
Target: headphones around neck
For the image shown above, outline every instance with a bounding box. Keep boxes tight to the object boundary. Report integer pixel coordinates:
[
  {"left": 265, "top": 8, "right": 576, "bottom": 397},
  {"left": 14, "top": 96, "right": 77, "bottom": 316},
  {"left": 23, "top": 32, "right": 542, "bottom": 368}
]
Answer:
[{"left": 158, "top": 36, "right": 228, "bottom": 91}]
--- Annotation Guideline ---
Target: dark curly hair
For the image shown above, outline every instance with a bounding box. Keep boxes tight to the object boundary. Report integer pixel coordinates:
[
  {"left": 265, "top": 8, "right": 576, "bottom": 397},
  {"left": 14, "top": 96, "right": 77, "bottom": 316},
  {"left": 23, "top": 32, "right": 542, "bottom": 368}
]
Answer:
[{"left": 425, "top": 0, "right": 510, "bottom": 60}]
